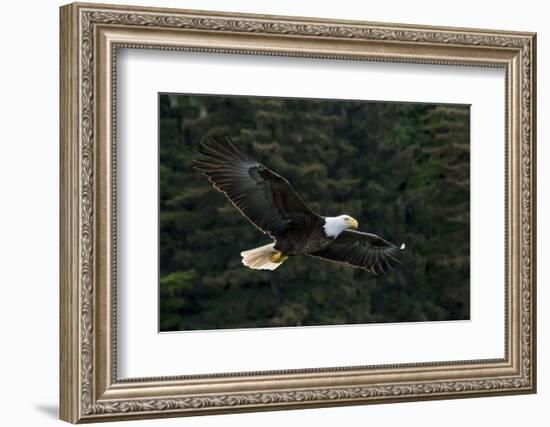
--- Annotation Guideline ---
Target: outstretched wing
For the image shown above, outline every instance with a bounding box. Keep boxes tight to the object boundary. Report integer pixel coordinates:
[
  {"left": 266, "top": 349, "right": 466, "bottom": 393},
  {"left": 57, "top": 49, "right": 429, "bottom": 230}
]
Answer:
[
  {"left": 194, "top": 136, "right": 319, "bottom": 237},
  {"left": 309, "top": 230, "right": 405, "bottom": 275}
]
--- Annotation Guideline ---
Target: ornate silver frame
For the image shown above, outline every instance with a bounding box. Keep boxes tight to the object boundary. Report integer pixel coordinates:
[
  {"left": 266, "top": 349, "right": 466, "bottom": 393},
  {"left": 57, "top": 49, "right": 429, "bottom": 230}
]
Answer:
[{"left": 60, "top": 2, "right": 536, "bottom": 423}]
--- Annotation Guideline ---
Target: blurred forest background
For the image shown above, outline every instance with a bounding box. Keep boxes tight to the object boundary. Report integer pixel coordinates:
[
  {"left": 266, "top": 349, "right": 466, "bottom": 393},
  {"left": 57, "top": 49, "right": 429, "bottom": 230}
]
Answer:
[{"left": 159, "top": 94, "right": 470, "bottom": 332}]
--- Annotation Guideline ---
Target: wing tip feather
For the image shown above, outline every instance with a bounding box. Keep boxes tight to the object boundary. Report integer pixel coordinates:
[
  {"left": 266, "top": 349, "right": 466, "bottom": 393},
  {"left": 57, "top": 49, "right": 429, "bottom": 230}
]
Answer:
[{"left": 196, "top": 135, "right": 253, "bottom": 164}]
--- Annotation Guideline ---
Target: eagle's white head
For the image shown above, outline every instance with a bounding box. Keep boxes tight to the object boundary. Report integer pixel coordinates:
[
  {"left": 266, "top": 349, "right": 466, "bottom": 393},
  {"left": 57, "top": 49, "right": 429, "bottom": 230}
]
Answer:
[{"left": 323, "top": 215, "right": 359, "bottom": 238}]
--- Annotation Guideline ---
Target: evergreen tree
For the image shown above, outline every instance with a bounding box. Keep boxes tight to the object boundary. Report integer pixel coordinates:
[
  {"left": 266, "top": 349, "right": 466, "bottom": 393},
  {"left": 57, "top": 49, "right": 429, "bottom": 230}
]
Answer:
[{"left": 159, "top": 95, "right": 470, "bottom": 331}]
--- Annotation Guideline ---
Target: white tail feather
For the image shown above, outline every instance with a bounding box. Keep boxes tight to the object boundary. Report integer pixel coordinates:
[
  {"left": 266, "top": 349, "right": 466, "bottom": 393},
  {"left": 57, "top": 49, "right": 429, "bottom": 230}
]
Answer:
[{"left": 240, "top": 243, "right": 284, "bottom": 270}]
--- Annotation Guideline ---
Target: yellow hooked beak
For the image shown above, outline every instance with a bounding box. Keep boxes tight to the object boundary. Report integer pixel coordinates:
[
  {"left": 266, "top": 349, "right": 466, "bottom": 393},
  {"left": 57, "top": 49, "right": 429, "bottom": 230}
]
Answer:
[{"left": 346, "top": 217, "right": 359, "bottom": 229}]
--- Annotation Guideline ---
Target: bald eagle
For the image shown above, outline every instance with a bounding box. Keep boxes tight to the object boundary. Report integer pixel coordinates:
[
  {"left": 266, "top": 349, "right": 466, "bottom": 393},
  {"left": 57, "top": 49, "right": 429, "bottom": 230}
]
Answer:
[{"left": 194, "top": 137, "right": 405, "bottom": 274}]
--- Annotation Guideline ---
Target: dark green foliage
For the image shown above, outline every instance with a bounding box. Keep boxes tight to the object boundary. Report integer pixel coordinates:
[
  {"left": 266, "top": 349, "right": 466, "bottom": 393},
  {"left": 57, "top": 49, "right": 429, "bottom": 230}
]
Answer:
[{"left": 159, "top": 94, "right": 470, "bottom": 331}]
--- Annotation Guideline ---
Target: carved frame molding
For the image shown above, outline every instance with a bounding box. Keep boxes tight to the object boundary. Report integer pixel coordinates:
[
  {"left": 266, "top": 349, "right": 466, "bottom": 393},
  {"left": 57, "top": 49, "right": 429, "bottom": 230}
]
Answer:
[{"left": 60, "top": 2, "right": 536, "bottom": 423}]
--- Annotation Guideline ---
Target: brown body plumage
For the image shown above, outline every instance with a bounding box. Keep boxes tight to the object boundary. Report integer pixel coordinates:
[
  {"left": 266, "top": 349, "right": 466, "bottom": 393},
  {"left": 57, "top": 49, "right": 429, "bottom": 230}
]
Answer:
[{"left": 194, "top": 136, "right": 405, "bottom": 274}]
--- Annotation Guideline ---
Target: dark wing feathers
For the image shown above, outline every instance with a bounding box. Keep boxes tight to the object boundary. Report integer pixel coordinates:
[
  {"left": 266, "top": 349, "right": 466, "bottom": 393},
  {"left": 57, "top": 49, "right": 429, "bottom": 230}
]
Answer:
[
  {"left": 194, "top": 136, "right": 317, "bottom": 237},
  {"left": 309, "top": 230, "right": 404, "bottom": 275}
]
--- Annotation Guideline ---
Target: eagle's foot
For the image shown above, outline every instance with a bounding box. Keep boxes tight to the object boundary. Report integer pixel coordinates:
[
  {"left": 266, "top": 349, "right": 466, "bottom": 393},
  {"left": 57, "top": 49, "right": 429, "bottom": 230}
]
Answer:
[{"left": 269, "top": 251, "right": 288, "bottom": 263}]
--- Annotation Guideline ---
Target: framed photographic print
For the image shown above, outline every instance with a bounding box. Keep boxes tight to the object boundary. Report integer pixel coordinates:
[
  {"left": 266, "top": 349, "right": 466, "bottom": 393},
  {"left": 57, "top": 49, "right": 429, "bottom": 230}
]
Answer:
[{"left": 59, "top": 2, "right": 537, "bottom": 423}]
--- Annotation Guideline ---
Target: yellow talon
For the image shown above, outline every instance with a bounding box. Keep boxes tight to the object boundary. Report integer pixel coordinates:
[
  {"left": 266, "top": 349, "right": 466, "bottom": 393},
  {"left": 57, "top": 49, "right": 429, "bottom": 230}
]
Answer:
[{"left": 269, "top": 251, "right": 288, "bottom": 263}]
